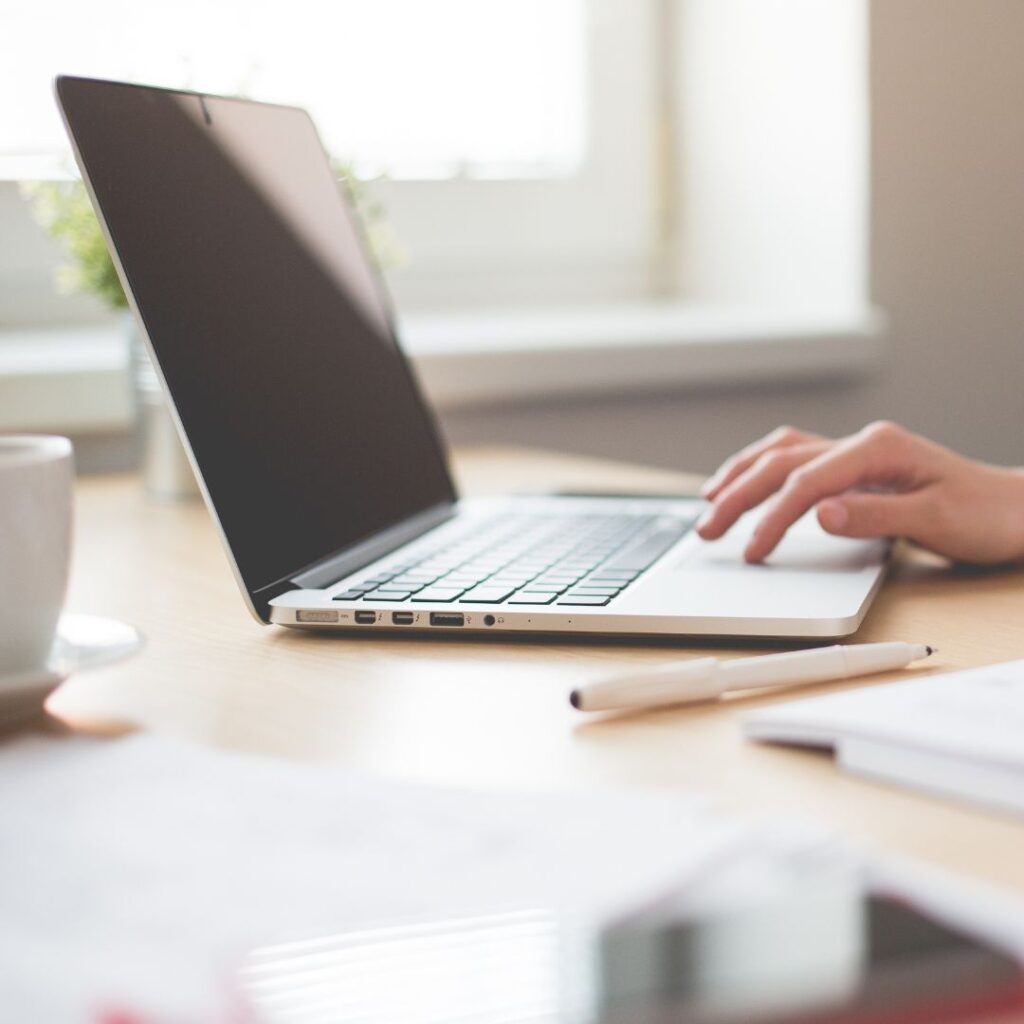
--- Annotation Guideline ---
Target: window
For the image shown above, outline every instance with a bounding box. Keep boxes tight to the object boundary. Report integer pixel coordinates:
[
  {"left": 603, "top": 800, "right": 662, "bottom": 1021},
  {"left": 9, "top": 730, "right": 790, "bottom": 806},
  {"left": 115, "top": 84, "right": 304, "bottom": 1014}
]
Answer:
[
  {"left": 0, "top": 1, "right": 875, "bottom": 426},
  {"left": 2, "top": 0, "right": 588, "bottom": 181},
  {"left": 1, "top": 0, "right": 654, "bottom": 314}
]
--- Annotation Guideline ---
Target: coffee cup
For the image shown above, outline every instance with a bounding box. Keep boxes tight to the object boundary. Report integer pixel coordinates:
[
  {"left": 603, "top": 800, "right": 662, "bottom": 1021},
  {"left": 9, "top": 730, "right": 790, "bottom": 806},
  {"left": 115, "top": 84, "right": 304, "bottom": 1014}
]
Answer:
[{"left": 0, "top": 436, "right": 74, "bottom": 677}]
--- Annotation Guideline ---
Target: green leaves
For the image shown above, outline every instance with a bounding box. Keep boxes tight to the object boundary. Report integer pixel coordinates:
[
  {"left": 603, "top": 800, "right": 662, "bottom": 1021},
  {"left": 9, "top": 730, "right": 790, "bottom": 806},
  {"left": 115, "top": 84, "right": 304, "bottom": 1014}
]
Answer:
[
  {"left": 21, "top": 162, "right": 401, "bottom": 312},
  {"left": 20, "top": 179, "right": 128, "bottom": 309}
]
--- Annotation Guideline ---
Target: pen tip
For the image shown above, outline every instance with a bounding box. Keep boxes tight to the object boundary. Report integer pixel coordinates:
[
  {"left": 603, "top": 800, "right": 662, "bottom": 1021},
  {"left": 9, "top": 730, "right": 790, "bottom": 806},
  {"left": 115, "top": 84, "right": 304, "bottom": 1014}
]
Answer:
[
  {"left": 569, "top": 690, "right": 581, "bottom": 710},
  {"left": 925, "top": 645, "right": 937, "bottom": 656}
]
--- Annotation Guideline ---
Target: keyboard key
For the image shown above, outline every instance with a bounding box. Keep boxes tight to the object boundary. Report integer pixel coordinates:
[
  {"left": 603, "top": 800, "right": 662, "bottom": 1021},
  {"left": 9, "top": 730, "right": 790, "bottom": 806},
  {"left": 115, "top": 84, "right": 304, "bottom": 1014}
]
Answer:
[
  {"left": 600, "top": 526, "right": 688, "bottom": 572},
  {"left": 437, "top": 580, "right": 485, "bottom": 593},
  {"left": 586, "top": 570, "right": 639, "bottom": 581},
  {"left": 566, "top": 587, "right": 621, "bottom": 597},
  {"left": 333, "top": 589, "right": 371, "bottom": 601},
  {"left": 387, "top": 577, "right": 432, "bottom": 590},
  {"left": 459, "top": 586, "right": 517, "bottom": 603},
  {"left": 526, "top": 583, "right": 570, "bottom": 593},
  {"left": 508, "top": 592, "right": 558, "bottom": 604},
  {"left": 368, "top": 590, "right": 414, "bottom": 601},
  {"left": 411, "top": 588, "right": 465, "bottom": 602},
  {"left": 557, "top": 595, "right": 611, "bottom": 606},
  {"left": 581, "top": 581, "right": 630, "bottom": 592}
]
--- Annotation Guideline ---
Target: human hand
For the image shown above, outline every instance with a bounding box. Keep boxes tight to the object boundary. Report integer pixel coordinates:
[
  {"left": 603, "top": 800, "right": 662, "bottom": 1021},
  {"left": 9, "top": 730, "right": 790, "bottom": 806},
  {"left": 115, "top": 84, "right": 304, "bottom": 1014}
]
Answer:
[{"left": 696, "top": 422, "right": 1024, "bottom": 565}]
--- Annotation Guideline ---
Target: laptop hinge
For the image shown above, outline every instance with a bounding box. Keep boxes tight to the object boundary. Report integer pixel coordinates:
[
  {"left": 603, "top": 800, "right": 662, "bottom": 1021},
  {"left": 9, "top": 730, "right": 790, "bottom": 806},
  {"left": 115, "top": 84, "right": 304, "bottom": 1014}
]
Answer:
[{"left": 286, "top": 502, "right": 457, "bottom": 592}]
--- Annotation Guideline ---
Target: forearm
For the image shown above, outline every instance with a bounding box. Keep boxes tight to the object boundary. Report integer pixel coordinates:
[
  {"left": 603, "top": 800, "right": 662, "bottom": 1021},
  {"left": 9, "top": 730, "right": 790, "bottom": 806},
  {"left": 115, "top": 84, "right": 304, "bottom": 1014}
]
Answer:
[{"left": 994, "top": 466, "right": 1024, "bottom": 563}]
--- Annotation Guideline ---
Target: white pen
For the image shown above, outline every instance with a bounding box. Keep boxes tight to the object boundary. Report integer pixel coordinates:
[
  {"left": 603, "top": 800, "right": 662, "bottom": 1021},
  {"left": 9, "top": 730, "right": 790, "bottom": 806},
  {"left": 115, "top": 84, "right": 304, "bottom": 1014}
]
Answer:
[{"left": 569, "top": 641, "right": 935, "bottom": 712}]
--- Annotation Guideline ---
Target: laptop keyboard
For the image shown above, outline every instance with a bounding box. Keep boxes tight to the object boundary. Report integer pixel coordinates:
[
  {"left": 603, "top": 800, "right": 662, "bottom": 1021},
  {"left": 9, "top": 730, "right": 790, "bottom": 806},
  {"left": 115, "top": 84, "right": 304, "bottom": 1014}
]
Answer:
[{"left": 332, "top": 511, "right": 697, "bottom": 608}]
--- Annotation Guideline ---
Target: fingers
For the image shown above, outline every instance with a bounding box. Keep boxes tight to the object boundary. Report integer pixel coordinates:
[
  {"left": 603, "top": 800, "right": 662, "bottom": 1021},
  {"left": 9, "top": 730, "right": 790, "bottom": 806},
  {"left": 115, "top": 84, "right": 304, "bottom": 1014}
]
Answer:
[
  {"left": 823, "top": 465, "right": 1024, "bottom": 565},
  {"left": 700, "top": 426, "right": 824, "bottom": 500},
  {"left": 816, "top": 491, "right": 930, "bottom": 540},
  {"left": 742, "top": 422, "right": 920, "bottom": 562},
  {"left": 697, "top": 442, "right": 829, "bottom": 540}
]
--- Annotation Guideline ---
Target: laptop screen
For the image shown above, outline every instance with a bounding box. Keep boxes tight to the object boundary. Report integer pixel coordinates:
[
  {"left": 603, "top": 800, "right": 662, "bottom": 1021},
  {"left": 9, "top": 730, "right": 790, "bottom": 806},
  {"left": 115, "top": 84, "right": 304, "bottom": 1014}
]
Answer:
[{"left": 57, "top": 78, "right": 456, "bottom": 609}]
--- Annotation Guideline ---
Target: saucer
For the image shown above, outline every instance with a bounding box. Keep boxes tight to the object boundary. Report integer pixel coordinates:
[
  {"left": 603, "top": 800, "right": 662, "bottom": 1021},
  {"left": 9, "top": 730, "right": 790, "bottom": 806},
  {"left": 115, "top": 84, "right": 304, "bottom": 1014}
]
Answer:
[{"left": 0, "top": 613, "right": 144, "bottom": 726}]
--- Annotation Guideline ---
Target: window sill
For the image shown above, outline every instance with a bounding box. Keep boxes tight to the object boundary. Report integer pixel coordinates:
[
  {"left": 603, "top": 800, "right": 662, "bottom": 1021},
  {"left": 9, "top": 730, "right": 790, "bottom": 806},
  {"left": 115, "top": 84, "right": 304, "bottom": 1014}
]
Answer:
[
  {"left": 0, "top": 303, "right": 885, "bottom": 434},
  {"left": 401, "top": 303, "right": 886, "bottom": 408},
  {"left": 0, "top": 325, "right": 132, "bottom": 433}
]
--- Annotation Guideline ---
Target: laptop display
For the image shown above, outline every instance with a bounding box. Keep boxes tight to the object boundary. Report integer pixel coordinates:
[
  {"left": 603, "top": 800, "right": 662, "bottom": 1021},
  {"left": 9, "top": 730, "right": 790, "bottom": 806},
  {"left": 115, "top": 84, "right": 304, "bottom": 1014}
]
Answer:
[{"left": 57, "top": 78, "right": 454, "bottom": 606}]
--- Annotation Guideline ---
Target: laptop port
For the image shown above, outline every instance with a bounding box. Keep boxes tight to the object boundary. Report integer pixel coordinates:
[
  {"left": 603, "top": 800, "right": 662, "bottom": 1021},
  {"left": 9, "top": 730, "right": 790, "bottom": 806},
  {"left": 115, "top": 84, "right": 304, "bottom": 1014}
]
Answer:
[
  {"left": 429, "top": 612, "right": 465, "bottom": 627},
  {"left": 354, "top": 610, "right": 376, "bottom": 625},
  {"left": 296, "top": 609, "right": 338, "bottom": 624},
  {"left": 392, "top": 611, "right": 414, "bottom": 625}
]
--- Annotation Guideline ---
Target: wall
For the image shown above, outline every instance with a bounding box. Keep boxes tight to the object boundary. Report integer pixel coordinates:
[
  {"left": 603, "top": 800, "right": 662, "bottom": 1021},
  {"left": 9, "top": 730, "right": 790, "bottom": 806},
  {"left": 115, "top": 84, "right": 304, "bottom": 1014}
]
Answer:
[{"left": 440, "top": 0, "right": 1024, "bottom": 474}]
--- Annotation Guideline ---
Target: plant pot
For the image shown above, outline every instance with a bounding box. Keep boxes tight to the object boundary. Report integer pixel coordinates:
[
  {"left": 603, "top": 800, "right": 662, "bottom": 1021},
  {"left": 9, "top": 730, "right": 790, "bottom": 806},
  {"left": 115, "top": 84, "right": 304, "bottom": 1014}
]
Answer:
[{"left": 126, "top": 314, "right": 201, "bottom": 502}]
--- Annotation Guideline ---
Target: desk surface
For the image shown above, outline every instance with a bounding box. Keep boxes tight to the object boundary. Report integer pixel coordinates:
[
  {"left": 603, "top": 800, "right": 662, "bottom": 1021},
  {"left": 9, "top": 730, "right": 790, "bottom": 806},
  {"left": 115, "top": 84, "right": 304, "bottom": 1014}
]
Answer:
[{"left": 53, "top": 447, "right": 1024, "bottom": 892}]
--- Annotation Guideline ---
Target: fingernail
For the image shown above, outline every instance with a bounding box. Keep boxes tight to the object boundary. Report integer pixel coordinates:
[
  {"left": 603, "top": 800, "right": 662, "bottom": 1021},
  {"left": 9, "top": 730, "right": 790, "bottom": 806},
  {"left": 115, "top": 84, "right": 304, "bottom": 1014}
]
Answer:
[{"left": 818, "top": 499, "right": 848, "bottom": 531}]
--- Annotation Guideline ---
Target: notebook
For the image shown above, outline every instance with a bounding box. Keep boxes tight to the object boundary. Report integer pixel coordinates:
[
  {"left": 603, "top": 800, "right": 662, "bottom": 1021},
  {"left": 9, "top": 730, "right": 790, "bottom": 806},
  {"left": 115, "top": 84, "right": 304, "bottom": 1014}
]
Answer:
[{"left": 743, "top": 660, "right": 1024, "bottom": 818}]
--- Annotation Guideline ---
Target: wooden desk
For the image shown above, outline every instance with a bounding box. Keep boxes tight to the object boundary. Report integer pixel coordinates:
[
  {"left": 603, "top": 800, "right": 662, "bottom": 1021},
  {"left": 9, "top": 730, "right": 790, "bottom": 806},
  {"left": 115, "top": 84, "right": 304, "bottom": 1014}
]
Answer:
[{"left": 52, "top": 447, "right": 1024, "bottom": 892}]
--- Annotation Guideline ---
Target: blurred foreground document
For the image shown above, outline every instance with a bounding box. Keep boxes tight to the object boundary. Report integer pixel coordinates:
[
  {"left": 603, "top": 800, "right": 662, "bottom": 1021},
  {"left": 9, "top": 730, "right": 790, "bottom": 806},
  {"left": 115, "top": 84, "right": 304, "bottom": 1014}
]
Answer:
[{"left": 0, "top": 733, "right": 738, "bottom": 1021}]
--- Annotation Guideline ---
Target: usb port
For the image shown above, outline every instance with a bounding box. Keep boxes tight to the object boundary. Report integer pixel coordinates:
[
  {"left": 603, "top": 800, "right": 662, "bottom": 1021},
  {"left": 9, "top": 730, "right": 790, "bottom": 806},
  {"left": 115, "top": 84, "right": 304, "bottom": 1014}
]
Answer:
[
  {"left": 354, "top": 610, "right": 376, "bottom": 625},
  {"left": 429, "top": 612, "right": 465, "bottom": 627},
  {"left": 392, "top": 611, "right": 414, "bottom": 625}
]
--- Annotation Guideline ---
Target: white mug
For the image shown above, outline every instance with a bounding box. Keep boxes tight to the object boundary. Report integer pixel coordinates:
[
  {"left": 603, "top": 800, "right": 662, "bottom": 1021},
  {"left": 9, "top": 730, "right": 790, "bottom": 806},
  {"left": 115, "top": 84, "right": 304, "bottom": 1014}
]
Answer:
[{"left": 0, "top": 436, "right": 74, "bottom": 676}]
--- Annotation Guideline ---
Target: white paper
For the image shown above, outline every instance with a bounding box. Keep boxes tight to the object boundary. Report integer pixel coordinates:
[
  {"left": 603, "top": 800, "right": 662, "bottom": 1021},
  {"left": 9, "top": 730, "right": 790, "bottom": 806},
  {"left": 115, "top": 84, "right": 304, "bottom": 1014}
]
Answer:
[
  {"left": 743, "top": 660, "right": 1024, "bottom": 821},
  {"left": 745, "top": 659, "right": 1024, "bottom": 767},
  {"left": 0, "top": 733, "right": 742, "bottom": 1021}
]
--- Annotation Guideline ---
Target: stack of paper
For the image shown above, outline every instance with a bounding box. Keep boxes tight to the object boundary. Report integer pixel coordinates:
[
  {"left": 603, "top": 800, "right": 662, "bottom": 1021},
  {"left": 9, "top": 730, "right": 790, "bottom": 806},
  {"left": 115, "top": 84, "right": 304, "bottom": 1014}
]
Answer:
[{"left": 744, "top": 659, "right": 1024, "bottom": 817}]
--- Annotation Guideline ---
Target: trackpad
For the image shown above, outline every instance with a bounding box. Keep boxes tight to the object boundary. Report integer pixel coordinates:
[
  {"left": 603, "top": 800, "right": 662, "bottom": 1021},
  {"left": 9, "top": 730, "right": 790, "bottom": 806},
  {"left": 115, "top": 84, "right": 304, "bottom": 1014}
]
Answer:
[
  {"left": 623, "top": 511, "right": 888, "bottom": 624},
  {"left": 682, "top": 510, "right": 885, "bottom": 573}
]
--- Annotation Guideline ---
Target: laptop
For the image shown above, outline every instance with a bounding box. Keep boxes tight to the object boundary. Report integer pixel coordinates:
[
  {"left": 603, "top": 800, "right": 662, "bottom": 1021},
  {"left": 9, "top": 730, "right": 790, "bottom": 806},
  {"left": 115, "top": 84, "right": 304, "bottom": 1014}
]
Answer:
[{"left": 56, "top": 76, "right": 887, "bottom": 641}]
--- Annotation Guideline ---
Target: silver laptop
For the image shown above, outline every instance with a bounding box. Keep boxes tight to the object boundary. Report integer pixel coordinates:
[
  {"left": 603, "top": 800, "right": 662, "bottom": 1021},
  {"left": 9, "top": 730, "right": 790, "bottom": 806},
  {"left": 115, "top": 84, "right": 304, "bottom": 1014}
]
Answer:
[{"left": 57, "top": 76, "right": 887, "bottom": 641}]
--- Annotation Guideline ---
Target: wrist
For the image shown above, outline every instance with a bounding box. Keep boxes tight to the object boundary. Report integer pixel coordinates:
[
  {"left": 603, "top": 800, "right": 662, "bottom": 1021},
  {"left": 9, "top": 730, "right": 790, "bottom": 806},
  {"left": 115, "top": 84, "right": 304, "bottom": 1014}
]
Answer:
[{"left": 1007, "top": 468, "right": 1024, "bottom": 561}]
